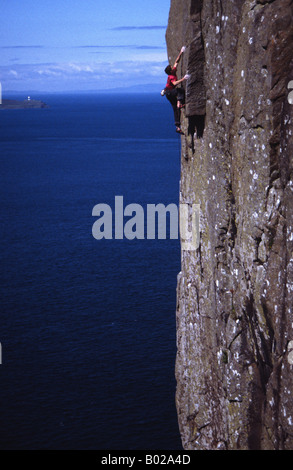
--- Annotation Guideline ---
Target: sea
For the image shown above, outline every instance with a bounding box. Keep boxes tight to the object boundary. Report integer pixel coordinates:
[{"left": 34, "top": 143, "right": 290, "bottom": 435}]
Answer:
[{"left": 0, "top": 93, "right": 183, "bottom": 450}]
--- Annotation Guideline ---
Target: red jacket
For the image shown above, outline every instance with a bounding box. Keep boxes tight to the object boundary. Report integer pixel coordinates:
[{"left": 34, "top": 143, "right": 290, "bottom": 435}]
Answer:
[{"left": 165, "top": 66, "right": 177, "bottom": 90}]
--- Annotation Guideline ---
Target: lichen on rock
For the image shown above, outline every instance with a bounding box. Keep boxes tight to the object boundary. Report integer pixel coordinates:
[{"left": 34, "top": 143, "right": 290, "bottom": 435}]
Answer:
[{"left": 166, "top": 0, "right": 293, "bottom": 450}]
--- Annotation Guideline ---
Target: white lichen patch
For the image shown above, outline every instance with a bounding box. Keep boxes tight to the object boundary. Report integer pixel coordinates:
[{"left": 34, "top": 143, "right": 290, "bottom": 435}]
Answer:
[{"left": 288, "top": 341, "right": 293, "bottom": 365}]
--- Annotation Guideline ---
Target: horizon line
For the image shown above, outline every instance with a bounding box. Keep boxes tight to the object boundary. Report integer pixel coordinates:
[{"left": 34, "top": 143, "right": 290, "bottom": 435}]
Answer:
[{"left": 2, "top": 84, "right": 164, "bottom": 95}]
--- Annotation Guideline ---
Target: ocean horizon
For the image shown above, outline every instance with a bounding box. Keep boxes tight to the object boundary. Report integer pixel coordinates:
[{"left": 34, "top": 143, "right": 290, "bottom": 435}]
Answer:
[
  {"left": 2, "top": 84, "right": 164, "bottom": 97},
  {"left": 0, "top": 92, "right": 183, "bottom": 450}
]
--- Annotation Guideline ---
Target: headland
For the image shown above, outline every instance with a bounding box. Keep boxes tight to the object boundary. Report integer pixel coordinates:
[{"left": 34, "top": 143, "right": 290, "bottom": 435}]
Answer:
[{"left": 0, "top": 98, "right": 48, "bottom": 110}]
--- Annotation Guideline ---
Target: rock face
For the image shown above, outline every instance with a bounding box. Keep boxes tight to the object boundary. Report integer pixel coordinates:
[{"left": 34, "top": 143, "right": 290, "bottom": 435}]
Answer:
[{"left": 166, "top": 0, "right": 293, "bottom": 450}]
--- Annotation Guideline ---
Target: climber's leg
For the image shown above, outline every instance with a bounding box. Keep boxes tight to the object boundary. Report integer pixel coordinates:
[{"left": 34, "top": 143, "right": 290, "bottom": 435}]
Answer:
[
  {"left": 166, "top": 90, "right": 181, "bottom": 128},
  {"left": 176, "top": 87, "right": 185, "bottom": 108}
]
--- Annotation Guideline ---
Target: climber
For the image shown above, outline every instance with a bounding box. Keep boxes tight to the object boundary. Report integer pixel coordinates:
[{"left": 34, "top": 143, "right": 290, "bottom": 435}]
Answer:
[{"left": 161, "top": 46, "right": 190, "bottom": 134}]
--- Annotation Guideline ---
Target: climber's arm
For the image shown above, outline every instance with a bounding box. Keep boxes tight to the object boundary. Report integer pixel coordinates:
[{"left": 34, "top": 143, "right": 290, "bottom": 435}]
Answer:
[
  {"left": 171, "top": 77, "right": 185, "bottom": 87},
  {"left": 171, "top": 74, "right": 190, "bottom": 87},
  {"left": 173, "top": 46, "right": 186, "bottom": 69}
]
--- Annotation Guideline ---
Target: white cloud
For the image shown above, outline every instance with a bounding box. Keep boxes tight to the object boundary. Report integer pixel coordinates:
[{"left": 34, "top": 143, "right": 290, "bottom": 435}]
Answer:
[
  {"left": 0, "top": 57, "right": 168, "bottom": 92},
  {"left": 37, "top": 68, "right": 62, "bottom": 76},
  {"left": 67, "top": 63, "right": 94, "bottom": 73}
]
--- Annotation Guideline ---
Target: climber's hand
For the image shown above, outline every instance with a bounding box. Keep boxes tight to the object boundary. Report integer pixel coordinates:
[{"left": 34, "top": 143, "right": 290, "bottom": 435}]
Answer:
[{"left": 184, "top": 74, "right": 191, "bottom": 80}]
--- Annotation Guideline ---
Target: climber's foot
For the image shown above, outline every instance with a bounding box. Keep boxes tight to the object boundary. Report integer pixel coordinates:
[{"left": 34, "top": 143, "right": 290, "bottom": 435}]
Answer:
[{"left": 176, "top": 127, "right": 184, "bottom": 135}]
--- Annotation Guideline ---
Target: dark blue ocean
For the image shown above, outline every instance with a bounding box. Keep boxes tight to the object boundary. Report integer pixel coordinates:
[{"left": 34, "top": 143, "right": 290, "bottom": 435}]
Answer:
[{"left": 0, "top": 93, "right": 183, "bottom": 450}]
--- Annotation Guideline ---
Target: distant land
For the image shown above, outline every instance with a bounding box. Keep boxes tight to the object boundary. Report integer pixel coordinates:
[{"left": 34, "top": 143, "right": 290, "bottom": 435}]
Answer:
[
  {"left": 0, "top": 98, "right": 49, "bottom": 110},
  {"left": 0, "top": 84, "right": 163, "bottom": 110},
  {"left": 3, "top": 83, "right": 164, "bottom": 96}
]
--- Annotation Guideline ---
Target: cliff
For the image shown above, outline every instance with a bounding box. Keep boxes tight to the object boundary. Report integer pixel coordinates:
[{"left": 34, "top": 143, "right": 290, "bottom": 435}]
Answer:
[{"left": 166, "top": 0, "right": 293, "bottom": 450}]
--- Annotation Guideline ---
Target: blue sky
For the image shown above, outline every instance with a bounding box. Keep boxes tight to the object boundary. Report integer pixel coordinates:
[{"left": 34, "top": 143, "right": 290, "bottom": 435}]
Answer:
[{"left": 0, "top": 0, "right": 171, "bottom": 92}]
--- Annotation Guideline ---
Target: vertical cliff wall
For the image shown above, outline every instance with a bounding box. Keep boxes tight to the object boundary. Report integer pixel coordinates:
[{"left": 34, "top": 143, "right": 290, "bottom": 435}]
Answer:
[{"left": 166, "top": 0, "right": 293, "bottom": 450}]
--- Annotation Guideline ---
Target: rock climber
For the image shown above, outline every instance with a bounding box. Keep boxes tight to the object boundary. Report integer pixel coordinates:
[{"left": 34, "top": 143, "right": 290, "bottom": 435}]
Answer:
[{"left": 161, "top": 46, "right": 190, "bottom": 134}]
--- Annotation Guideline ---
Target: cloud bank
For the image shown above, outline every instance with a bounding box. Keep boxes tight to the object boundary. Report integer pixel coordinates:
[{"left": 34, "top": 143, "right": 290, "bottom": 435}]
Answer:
[{"left": 0, "top": 57, "right": 168, "bottom": 92}]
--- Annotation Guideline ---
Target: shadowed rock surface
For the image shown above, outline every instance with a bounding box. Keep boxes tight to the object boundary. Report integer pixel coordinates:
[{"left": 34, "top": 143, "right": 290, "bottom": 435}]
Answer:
[{"left": 166, "top": 0, "right": 293, "bottom": 450}]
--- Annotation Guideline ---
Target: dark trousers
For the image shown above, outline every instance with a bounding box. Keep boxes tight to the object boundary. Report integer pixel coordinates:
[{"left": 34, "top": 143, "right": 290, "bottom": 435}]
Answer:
[{"left": 166, "top": 88, "right": 185, "bottom": 127}]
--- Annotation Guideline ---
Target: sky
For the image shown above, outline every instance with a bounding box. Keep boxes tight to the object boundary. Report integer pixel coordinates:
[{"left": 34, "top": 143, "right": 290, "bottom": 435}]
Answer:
[{"left": 0, "top": 0, "right": 171, "bottom": 93}]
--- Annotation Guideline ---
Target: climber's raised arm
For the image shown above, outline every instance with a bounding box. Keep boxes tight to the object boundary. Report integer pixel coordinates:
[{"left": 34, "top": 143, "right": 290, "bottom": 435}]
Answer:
[{"left": 173, "top": 46, "right": 186, "bottom": 69}]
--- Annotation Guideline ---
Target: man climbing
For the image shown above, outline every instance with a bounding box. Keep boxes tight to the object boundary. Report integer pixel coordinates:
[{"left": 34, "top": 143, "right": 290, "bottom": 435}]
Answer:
[{"left": 162, "top": 46, "right": 190, "bottom": 134}]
